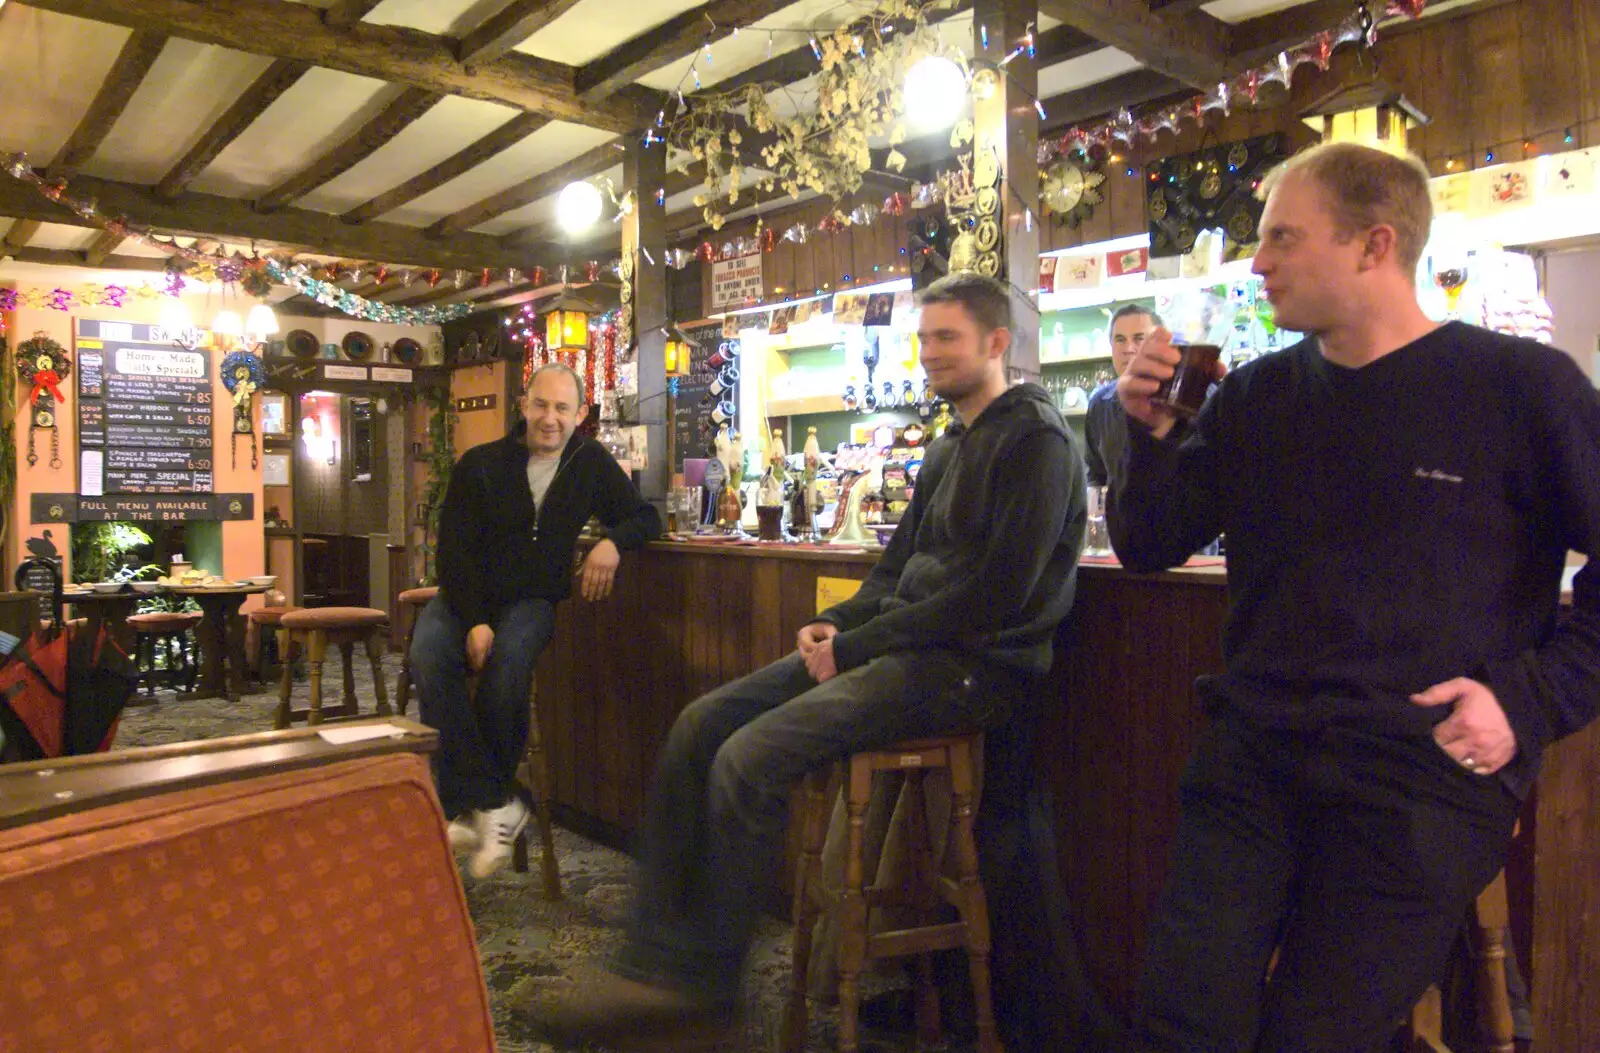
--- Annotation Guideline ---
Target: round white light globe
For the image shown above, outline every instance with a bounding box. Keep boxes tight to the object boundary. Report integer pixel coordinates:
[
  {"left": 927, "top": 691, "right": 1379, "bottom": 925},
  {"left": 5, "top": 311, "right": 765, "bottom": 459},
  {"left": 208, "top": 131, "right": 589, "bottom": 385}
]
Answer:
[
  {"left": 557, "top": 180, "right": 604, "bottom": 233},
  {"left": 903, "top": 55, "right": 967, "bottom": 130}
]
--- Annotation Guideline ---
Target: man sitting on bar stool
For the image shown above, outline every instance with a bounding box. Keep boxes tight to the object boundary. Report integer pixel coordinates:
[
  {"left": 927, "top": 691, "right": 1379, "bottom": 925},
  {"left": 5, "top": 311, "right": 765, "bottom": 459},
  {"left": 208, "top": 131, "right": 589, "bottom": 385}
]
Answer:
[
  {"left": 1112, "top": 142, "right": 1600, "bottom": 1052},
  {"left": 523, "top": 273, "right": 1087, "bottom": 1048},
  {"left": 414, "top": 362, "right": 660, "bottom": 879}
]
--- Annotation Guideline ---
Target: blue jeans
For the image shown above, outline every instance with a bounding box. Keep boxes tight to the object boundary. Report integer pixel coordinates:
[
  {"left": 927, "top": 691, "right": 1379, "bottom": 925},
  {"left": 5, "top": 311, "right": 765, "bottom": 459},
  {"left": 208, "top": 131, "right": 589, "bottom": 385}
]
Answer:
[
  {"left": 411, "top": 596, "right": 556, "bottom": 818},
  {"left": 614, "top": 648, "right": 1017, "bottom": 1004}
]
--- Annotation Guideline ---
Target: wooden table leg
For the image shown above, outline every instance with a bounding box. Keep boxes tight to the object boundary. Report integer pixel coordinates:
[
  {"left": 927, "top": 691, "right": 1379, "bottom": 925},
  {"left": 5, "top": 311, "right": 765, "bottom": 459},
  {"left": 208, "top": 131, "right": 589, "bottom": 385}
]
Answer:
[
  {"left": 185, "top": 598, "right": 226, "bottom": 701},
  {"left": 223, "top": 600, "right": 249, "bottom": 703}
]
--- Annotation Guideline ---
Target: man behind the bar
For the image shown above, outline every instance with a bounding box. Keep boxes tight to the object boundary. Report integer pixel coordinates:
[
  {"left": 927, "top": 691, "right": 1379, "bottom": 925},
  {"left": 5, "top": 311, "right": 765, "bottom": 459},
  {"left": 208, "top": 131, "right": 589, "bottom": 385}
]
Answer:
[
  {"left": 1083, "top": 303, "right": 1161, "bottom": 489},
  {"left": 524, "top": 273, "right": 1087, "bottom": 1049},
  {"left": 1113, "top": 141, "right": 1600, "bottom": 1052},
  {"left": 414, "top": 362, "right": 659, "bottom": 880}
]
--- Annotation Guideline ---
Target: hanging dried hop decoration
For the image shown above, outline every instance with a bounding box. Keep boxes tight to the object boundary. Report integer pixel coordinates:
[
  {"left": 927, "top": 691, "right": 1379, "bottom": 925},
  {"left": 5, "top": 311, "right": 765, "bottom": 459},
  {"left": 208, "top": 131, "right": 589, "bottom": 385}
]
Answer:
[
  {"left": 16, "top": 332, "right": 71, "bottom": 469},
  {"left": 220, "top": 350, "right": 268, "bottom": 469}
]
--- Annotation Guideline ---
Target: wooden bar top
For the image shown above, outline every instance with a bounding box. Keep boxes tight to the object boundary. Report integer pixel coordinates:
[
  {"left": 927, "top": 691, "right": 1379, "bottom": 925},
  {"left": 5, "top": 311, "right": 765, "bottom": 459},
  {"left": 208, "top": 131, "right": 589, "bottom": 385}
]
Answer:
[{"left": 0, "top": 718, "right": 437, "bottom": 830}]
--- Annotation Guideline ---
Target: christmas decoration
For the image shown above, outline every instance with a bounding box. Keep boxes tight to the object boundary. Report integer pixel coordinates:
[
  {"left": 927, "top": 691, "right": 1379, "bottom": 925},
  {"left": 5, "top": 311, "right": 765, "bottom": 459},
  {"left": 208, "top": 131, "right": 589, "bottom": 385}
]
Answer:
[
  {"left": 15, "top": 332, "right": 70, "bottom": 469},
  {"left": 1145, "top": 133, "right": 1289, "bottom": 257},
  {"left": 1041, "top": 151, "right": 1107, "bottom": 228},
  {"left": 220, "top": 350, "right": 267, "bottom": 469}
]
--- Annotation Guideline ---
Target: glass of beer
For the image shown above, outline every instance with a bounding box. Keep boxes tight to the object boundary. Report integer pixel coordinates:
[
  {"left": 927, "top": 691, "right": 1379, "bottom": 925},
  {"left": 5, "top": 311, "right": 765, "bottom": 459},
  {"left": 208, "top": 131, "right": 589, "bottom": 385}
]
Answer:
[{"left": 1153, "top": 288, "right": 1231, "bottom": 419}]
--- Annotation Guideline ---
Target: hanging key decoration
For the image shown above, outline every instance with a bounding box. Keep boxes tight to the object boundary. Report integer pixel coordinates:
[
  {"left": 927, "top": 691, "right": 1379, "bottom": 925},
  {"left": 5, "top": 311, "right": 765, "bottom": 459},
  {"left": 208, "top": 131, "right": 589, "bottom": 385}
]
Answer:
[
  {"left": 220, "top": 350, "right": 267, "bottom": 469},
  {"left": 15, "top": 332, "right": 70, "bottom": 469}
]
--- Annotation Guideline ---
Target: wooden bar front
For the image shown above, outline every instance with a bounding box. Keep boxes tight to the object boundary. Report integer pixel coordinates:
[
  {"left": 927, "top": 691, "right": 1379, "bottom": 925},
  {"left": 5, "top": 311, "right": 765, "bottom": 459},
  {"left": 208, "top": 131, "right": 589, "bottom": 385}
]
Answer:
[{"left": 534, "top": 542, "right": 1596, "bottom": 1038}]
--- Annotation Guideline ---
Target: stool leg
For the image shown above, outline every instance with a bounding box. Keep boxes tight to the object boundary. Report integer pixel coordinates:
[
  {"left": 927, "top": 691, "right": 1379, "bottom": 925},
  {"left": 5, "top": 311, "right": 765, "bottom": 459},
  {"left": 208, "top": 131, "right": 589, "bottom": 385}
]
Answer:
[
  {"left": 366, "top": 628, "right": 393, "bottom": 717},
  {"left": 904, "top": 770, "right": 943, "bottom": 1049},
  {"left": 836, "top": 758, "right": 873, "bottom": 1053},
  {"left": 948, "top": 743, "right": 1001, "bottom": 1053},
  {"left": 183, "top": 629, "right": 198, "bottom": 693},
  {"left": 138, "top": 633, "right": 155, "bottom": 698},
  {"left": 275, "top": 629, "right": 295, "bottom": 729},
  {"left": 525, "top": 685, "right": 562, "bottom": 900},
  {"left": 306, "top": 630, "right": 327, "bottom": 726},
  {"left": 781, "top": 768, "right": 832, "bottom": 1053},
  {"left": 397, "top": 618, "right": 418, "bottom": 716},
  {"left": 339, "top": 641, "right": 358, "bottom": 716}
]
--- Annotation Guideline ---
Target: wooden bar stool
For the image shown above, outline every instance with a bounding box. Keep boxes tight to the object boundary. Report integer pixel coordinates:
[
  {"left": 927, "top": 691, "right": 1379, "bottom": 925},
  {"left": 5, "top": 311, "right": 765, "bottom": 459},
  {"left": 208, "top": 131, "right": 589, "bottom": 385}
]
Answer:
[
  {"left": 246, "top": 604, "right": 298, "bottom": 684},
  {"left": 510, "top": 671, "right": 561, "bottom": 900},
  {"left": 394, "top": 585, "right": 438, "bottom": 716},
  {"left": 126, "top": 611, "right": 201, "bottom": 697},
  {"left": 274, "top": 607, "right": 391, "bottom": 728},
  {"left": 1407, "top": 869, "right": 1517, "bottom": 1053},
  {"left": 783, "top": 732, "right": 1001, "bottom": 1053}
]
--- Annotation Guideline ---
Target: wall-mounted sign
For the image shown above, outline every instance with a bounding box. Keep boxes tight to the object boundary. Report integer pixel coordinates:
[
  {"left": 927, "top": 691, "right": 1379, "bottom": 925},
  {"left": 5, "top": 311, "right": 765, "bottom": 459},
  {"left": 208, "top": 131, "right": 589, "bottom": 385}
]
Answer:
[
  {"left": 33, "top": 493, "right": 255, "bottom": 523},
  {"left": 370, "top": 366, "right": 414, "bottom": 383},
  {"left": 710, "top": 253, "right": 763, "bottom": 310},
  {"left": 453, "top": 394, "right": 496, "bottom": 413},
  {"left": 323, "top": 364, "right": 368, "bottom": 381},
  {"left": 76, "top": 321, "right": 213, "bottom": 498}
]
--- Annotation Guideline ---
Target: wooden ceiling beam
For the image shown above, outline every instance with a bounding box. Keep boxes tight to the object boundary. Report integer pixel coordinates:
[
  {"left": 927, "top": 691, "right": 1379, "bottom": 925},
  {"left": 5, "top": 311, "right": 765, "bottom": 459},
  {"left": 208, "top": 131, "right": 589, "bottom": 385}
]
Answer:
[
  {"left": 1, "top": 220, "right": 42, "bottom": 257},
  {"left": 0, "top": 171, "right": 557, "bottom": 270},
  {"left": 455, "top": 0, "right": 586, "bottom": 67},
  {"left": 576, "top": 0, "right": 794, "bottom": 103},
  {"left": 435, "top": 139, "right": 624, "bottom": 239},
  {"left": 50, "top": 30, "right": 168, "bottom": 178},
  {"left": 1035, "top": 0, "right": 1234, "bottom": 89},
  {"left": 342, "top": 111, "right": 550, "bottom": 224},
  {"left": 256, "top": 86, "right": 443, "bottom": 211},
  {"left": 82, "top": 229, "right": 127, "bottom": 266},
  {"left": 1031, "top": 23, "right": 1102, "bottom": 65},
  {"left": 1039, "top": 68, "right": 1189, "bottom": 133},
  {"left": 8, "top": 246, "right": 167, "bottom": 271},
  {"left": 157, "top": 59, "right": 311, "bottom": 198},
  {"left": 1229, "top": 0, "right": 1361, "bottom": 66},
  {"left": 321, "top": 0, "right": 384, "bottom": 28},
  {"left": 20, "top": 0, "right": 663, "bottom": 134}
]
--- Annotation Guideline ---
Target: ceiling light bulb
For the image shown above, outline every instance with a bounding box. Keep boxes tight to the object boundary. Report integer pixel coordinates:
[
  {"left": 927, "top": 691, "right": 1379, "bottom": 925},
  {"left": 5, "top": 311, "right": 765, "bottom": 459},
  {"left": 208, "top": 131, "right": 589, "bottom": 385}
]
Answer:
[
  {"left": 557, "top": 181, "right": 604, "bottom": 234},
  {"left": 904, "top": 55, "right": 967, "bottom": 130}
]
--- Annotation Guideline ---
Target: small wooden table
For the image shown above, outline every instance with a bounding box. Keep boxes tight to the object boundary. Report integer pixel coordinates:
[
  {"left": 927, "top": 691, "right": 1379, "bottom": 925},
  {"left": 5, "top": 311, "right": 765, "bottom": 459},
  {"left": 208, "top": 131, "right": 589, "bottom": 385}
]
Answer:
[
  {"left": 161, "top": 584, "right": 269, "bottom": 702},
  {"left": 61, "top": 588, "right": 142, "bottom": 654}
]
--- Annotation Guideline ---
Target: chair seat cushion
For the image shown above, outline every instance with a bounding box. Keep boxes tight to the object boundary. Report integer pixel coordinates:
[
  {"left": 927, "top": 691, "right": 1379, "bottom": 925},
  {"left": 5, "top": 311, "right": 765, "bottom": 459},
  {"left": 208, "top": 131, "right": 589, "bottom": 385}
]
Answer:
[
  {"left": 126, "top": 612, "right": 203, "bottom": 631},
  {"left": 247, "top": 605, "right": 298, "bottom": 626},
  {"left": 281, "top": 606, "right": 388, "bottom": 631},
  {"left": 398, "top": 586, "right": 438, "bottom": 606}
]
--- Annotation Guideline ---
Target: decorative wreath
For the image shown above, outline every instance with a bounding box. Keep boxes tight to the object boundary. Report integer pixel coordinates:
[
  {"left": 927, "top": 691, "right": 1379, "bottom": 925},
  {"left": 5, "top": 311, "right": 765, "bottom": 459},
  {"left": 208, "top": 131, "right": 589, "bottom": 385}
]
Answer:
[
  {"left": 220, "top": 350, "right": 267, "bottom": 409},
  {"left": 15, "top": 332, "right": 71, "bottom": 406}
]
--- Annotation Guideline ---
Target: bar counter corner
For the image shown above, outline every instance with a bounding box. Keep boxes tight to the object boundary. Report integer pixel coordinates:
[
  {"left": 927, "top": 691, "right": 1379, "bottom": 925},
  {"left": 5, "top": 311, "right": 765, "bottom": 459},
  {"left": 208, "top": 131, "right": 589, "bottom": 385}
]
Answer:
[{"left": 534, "top": 539, "right": 1595, "bottom": 1040}]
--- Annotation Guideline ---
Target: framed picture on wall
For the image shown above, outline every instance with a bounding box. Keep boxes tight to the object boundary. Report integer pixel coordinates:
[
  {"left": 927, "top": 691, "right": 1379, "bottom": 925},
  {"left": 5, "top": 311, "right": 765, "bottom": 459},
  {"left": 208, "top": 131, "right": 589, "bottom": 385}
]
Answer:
[{"left": 259, "top": 392, "right": 290, "bottom": 437}]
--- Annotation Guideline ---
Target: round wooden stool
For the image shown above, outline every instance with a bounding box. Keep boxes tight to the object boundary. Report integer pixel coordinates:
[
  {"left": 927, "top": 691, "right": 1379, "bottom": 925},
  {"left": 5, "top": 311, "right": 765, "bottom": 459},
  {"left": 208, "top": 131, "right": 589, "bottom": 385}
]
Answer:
[
  {"left": 782, "top": 732, "right": 1000, "bottom": 1053},
  {"left": 246, "top": 604, "right": 298, "bottom": 683},
  {"left": 394, "top": 585, "right": 437, "bottom": 716},
  {"left": 126, "top": 611, "right": 202, "bottom": 697},
  {"left": 274, "top": 606, "right": 391, "bottom": 728}
]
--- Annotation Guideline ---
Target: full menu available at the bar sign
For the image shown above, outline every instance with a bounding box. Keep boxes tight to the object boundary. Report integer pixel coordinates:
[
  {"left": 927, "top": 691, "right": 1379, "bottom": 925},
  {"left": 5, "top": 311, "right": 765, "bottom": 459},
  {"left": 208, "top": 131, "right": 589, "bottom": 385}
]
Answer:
[{"left": 76, "top": 320, "right": 214, "bottom": 495}]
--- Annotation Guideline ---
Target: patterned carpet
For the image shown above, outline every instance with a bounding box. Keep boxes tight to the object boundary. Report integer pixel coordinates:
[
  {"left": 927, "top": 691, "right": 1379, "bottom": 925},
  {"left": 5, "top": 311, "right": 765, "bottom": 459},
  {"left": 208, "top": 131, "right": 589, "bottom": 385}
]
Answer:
[{"left": 114, "top": 654, "right": 910, "bottom": 1053}]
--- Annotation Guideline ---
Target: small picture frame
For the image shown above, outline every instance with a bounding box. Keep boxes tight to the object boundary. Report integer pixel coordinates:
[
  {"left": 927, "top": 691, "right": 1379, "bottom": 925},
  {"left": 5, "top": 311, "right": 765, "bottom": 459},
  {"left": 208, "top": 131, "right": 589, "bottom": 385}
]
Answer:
[{"left": 259, "top": 392, "right": 290, "bottom": 437}]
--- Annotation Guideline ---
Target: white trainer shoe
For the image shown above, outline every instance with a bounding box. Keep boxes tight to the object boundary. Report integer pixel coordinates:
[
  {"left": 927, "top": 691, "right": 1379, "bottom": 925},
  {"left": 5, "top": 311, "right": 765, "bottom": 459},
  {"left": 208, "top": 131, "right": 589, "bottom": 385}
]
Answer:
[
  {"left": 468, "top": 796, "right": 529, "bottom": 879},
  {"left": 446, "top": 813, "right": 482, "bottom": 854}
]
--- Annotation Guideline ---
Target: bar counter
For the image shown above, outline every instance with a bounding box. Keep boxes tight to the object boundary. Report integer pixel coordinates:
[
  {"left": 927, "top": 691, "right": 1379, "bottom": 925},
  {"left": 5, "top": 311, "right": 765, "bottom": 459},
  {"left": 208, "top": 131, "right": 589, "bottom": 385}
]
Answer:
[{"left": 534, "top": 540, "right": 1595, "bottom": 1041}]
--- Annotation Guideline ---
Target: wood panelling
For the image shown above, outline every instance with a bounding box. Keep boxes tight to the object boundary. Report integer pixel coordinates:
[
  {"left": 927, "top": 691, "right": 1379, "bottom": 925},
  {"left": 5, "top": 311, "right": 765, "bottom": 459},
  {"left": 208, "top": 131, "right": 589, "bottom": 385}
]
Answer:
[{"left": 683, "top": 0, "right": 1600, "bottom": 318}]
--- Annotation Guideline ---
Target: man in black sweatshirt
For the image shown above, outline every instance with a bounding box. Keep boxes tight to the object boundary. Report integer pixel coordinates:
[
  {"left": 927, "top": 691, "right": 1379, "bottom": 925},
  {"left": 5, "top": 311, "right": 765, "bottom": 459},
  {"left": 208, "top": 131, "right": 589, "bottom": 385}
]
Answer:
[
  {"left": 1113, "top": 142, "right": 1600, "bottom": 1052},
  {"left": 523, "top": 274, "right": 1086, "bottom": 1048},
  {"left": 414, "top": 362, "right": 659, "bottom": 880}
]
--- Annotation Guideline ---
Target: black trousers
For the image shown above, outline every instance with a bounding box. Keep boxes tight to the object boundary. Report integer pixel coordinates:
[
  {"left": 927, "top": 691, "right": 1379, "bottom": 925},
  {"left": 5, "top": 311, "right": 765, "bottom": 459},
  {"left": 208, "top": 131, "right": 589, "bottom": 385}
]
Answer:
[{"left": 1132, "top": 708, "right": 1520, "bottom": 1053}]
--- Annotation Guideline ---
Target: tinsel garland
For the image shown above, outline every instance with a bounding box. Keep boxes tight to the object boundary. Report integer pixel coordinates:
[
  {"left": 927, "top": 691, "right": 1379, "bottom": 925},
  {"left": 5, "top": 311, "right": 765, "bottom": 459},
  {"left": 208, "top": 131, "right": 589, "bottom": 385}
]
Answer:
[
  {"left": 0, "top": 284, "right": 161, "bottom": 312},
  {"left": 264, "top": 258, "right": 476, "bottom": 326}
]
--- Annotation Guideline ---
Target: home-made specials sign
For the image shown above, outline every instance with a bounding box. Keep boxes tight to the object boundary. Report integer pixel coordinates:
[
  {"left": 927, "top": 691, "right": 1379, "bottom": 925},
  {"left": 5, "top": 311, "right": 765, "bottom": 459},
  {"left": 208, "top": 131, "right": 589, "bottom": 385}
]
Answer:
[{"left": 76, "top": 320, "right": 214, "bottom": 496}]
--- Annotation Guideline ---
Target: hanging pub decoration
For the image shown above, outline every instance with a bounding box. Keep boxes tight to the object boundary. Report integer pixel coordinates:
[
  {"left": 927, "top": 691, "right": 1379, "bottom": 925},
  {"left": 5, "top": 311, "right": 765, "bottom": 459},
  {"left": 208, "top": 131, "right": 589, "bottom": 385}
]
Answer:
[
  {"left": 1145, "top": 133, "right": 1289, "bottom": 257},
  {"left": 16, "top": 332, "right": 71, "bottom": 469},
  {"left": 220, "top": 350, "right": 267, "bottom": 469},
  {"left": 1042, "top": 147, "right": 1107, "bottom": 229}
]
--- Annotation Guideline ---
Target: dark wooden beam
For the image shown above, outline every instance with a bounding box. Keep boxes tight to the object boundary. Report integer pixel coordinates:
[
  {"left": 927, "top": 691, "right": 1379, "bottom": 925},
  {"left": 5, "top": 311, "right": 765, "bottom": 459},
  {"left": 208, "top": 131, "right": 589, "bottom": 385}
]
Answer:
[
  {"left": 82, "top": 229, "right": 127, "bottom": 266},
  {"left": 1039, "top": 68, "right": 1189, "bottom": 132},
  {"left": 321, "top": 0, "right": 385, "bottom": 28},
  {"left": 1229, "top": 0, "right": 1360, "bottom": 66},
  {"left": 1148, "top": 0, "right": 1211, "bottom": 15},
  {"left": 157, "top": 59, "right": 311, "bottom": 198},
  {"left": 50, "top": 31, "right": 168, "bottom": 178},
  {"left": 455, "top": 0, "right": 586, "bottom": 66},
  {"left": 434, "top": 139, "right": 624, "bottom": 238},
  {"left": 1031, "top": 23, "right": 1101, "bottom": 65},
  {"left": 1, "top": 220, "right": 42, "bottom": 256},
  {"left": 257, "top": 86, "right": 443, "bottom": 211},
  {"left": 1036, "top": 0, "right": 1234, "bottom": 88},
  {"left": 22, "top": 0, "right": 663, "bottom": 135},
  {"left": 342, "top": 112, "right": 550, "bottom": 224},
  {"left": 576, "top": 0, "right": 793, "bottom": 102},
  {"left": 0, "top": 170, "right": 556, "bottom": 270},
  {"left": 9, "top": 246, "right": 166, "bottom": 271}
]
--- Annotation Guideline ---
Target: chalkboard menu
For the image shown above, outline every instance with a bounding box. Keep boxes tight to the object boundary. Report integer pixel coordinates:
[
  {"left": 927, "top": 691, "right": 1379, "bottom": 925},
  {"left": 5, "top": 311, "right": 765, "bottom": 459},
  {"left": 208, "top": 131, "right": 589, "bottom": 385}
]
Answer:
[
  {"left": 672, "top": 322, "right": 735, "bottom": 471},
  {"left": 76, "top": 320, "right": 214, "bottom": 496}
]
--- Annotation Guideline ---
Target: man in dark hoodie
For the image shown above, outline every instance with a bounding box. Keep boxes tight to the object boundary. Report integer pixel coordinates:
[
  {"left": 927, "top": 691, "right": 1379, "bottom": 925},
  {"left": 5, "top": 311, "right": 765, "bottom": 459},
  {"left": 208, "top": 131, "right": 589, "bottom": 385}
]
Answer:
[
  {"left": 523, "top": 273, "right": 1087, "bottom": 1048},
  {"left": 414, "top": 362, "right": 659, "bottom": 880}
]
